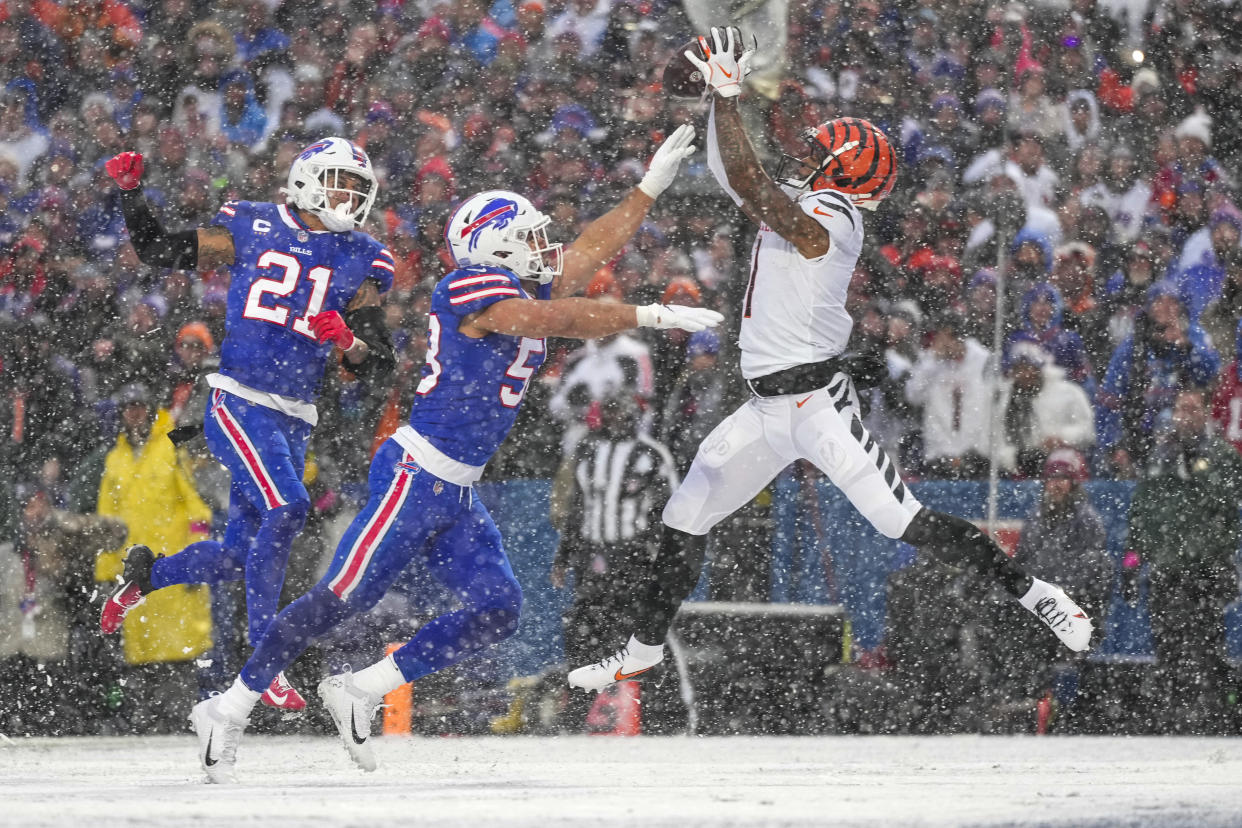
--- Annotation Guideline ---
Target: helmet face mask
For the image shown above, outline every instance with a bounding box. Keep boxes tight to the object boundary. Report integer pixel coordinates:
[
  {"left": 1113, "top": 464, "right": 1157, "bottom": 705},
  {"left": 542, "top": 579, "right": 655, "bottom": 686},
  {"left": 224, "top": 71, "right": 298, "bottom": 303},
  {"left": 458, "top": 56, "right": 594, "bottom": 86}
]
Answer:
[
  {"left": 774, "top": 133, "right": 832, "bottom": 191},
  {"left": 445, "top": 191, "right": 564, "bottom": 284},
  {"left": 775, "top": 119, "right": 898, "bottom": 211},
  {"left": 284, "top": 137, "right": 378, "bottom": 232}
]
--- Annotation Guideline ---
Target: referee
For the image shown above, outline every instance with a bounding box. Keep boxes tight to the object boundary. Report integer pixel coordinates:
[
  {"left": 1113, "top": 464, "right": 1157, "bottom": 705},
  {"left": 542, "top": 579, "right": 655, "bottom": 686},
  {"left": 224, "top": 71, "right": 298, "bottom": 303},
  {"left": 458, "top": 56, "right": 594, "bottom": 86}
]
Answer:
[{"left": 552, "top": 390, "right": 679, "bottom": 730}]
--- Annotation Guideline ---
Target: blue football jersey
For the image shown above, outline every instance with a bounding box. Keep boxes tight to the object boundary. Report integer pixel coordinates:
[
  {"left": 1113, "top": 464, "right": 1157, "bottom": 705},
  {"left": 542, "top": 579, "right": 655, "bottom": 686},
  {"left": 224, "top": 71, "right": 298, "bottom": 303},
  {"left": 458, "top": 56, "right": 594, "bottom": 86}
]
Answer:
[
  {"left": 211, "top": 201, "right": 394, "bottom": 402},
  {"left": 408, "top": 266, "right": 551, "bottom": 466}
]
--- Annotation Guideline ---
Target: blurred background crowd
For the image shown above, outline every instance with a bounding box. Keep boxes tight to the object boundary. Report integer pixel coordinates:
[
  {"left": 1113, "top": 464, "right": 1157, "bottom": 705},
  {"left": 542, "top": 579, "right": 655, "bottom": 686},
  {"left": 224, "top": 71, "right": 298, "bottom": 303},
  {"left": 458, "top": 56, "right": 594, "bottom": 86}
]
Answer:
[{"left": 4, "top": 0, "right": 1242, "bottom": 737}]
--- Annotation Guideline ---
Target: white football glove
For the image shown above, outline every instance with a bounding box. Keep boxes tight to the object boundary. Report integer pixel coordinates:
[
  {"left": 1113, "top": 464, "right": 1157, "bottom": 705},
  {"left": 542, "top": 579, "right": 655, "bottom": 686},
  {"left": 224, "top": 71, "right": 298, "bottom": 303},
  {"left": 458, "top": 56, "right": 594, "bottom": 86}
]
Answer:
[
  {"left": 684, "top": 26, "right": 756, "bottom": 99},
  {"left": 636, "top": 303, "right": 724, "bottom": 333},
  {"left": 638, "top": 124, "right": 696, "bottom": 199}
]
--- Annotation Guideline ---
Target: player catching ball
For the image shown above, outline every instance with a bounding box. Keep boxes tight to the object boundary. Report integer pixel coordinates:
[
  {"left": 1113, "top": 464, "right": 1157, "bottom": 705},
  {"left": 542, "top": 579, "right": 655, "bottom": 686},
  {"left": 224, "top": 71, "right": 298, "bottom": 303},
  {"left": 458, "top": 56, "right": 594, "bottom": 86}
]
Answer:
[{"left": 569, "top": 27, "right": 1092, "bottom": 692}]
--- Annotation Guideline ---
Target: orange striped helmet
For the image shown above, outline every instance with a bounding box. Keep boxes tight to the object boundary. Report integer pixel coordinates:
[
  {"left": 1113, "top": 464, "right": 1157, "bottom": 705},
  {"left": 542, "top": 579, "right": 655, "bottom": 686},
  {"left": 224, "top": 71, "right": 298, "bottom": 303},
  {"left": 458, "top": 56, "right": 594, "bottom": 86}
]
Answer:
[{"left": 775, "top": 117, "right": 898, "bottom": 210}]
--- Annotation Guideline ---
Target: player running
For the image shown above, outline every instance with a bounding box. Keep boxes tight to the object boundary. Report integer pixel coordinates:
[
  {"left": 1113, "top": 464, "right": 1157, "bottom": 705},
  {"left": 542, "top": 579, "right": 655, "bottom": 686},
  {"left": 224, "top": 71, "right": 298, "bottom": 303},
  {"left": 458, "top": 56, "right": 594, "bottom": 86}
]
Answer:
[
  {"left": 569, "top": 27, "right": 1093, "bottom": 693},
  {"left": 99, "top": 138, "right": 397, "bottom": 712},
  {"left": 187, "top": 127, "right": 723, "bottom": 782}
]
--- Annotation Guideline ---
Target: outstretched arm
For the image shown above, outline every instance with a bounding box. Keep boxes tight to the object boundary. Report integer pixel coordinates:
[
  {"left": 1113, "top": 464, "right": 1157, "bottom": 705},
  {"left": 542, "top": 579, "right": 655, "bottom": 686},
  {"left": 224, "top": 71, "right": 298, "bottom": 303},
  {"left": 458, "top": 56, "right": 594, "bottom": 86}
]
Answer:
[
  {"left": 692, "top": 27, "right": 830, "bottom": 259},
  {"left": 553, "top": 124, "right": 696, "bottom": 299},
  {"left": 461, "top": 297, "right": 722, "bottom": 340},
  {"left": 107, "top": 151, "right": 236, "bottom": 271},
  {"left": 554, "top": 188, "right": 654, "bottom": 299}
]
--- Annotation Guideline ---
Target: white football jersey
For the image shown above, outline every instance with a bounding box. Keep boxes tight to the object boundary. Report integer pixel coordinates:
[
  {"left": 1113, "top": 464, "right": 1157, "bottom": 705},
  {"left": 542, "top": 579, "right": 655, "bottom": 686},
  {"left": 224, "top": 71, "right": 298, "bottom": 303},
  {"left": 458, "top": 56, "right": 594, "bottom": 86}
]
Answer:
[{"left": 738, "top": 188, "right": 864, "bottom": 379}]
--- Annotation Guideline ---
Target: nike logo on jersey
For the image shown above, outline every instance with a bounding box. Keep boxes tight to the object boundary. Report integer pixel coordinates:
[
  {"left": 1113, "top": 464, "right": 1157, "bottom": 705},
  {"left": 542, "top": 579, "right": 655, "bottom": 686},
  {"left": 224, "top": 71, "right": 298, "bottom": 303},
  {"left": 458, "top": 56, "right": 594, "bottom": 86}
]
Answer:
[
  {"left": 796, "top": 394, "right": 814, "bottom": 408},
  {"left": 614, "top": 666, "right": 653, "bottom": 681},
  {"left": 204, "top": 731, "right": 218, "bottom": 766},
  {"left": 350, "top": 709, "right": 368, "bottom": 745}
]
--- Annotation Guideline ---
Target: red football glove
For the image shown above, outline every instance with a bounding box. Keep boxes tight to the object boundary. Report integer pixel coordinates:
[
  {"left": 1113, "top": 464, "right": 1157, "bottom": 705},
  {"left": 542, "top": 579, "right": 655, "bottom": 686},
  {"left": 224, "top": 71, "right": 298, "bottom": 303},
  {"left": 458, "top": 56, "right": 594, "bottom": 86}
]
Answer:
[
  {"left": 105, "top": 151, "right": 145, "bottom": 190},
  {"left": 308, "top": 311, "right": 355, "bottom": 350}
]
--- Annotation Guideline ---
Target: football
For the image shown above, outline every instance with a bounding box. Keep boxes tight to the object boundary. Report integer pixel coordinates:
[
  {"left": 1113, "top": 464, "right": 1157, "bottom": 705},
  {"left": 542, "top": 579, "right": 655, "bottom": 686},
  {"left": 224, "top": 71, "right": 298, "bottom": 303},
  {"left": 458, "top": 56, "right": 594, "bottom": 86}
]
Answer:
[{"left": 661, "top": 35, "right": 746, "bottom": 99}]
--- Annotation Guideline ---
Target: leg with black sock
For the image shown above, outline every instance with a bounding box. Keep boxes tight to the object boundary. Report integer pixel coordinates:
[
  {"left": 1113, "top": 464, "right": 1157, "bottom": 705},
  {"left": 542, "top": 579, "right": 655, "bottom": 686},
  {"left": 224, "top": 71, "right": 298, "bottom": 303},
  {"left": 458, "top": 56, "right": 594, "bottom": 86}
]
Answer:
[
  {"left": 900, "top": 509, "right": 1031, "bottom": 597},
  {"left": 900, "top": 508, "right": 1093, "bottom": 651},
  {"left": 568, "top": 526, "right": 708, "bottom": 692},
  {"left": 635, "top": 526, "right": 708, "bottom": 644}
]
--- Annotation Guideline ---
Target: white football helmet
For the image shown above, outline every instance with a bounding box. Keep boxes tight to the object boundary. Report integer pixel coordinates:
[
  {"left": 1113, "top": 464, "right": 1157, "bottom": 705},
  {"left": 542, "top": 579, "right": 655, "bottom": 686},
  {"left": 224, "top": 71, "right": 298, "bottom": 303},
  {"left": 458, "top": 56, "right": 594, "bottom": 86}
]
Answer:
[
  {"left": 283, "top": 137, "right": 377, "bottom": 232},
  {"left": 445, "top": 190, "right": 562, "bottom": 284}
]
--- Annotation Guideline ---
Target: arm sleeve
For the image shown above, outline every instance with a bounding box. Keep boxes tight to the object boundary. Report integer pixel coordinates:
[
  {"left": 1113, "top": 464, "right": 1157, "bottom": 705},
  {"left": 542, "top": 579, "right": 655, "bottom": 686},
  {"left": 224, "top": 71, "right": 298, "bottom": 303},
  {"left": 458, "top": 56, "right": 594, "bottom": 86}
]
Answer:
[
  {"left": 343, "top": 304, "right": 396, "bottom": 380},
  {"left": 120, "top": 187, "right": 199, "bottom": 269},
  {"left": 706, "top": 101, "right": 745, "bottom": 208},
  {"left": 798, "top": 191, "right": 858, "bottom": 249},
  {"left": 367, "top": 243, "right": 396, "bottom": 294},
  {"left": 209, "top": 200, "right": 250, "bottom": 237}
]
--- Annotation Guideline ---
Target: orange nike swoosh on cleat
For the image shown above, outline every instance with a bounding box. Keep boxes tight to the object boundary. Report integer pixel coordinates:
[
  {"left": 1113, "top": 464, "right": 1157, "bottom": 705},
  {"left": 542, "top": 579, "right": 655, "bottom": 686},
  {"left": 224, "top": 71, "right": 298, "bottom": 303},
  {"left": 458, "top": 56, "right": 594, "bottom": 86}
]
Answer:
[
  {"left": 796, "top": 394, "right": 814, "bottom": 408},
  {"left": 813, "top": 206, "right": 832, "bottom": 217},
  {"left": 614, "top": 666, "right": 653, "bottom": 681}
]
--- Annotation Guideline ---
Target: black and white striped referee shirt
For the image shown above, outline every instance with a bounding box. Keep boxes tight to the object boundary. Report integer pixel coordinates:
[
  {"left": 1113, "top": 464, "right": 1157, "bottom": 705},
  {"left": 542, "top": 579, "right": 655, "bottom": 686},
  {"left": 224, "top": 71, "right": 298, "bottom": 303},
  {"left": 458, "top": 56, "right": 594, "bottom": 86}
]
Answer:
[{"left": 568, "top": 433, "right": 680, "bottom": 544}]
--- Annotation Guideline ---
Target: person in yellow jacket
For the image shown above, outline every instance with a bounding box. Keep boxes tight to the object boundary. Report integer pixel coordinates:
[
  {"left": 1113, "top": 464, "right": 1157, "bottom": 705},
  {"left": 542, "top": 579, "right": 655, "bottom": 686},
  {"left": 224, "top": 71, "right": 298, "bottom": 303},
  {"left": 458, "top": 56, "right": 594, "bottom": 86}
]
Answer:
[{"left": 96, "top": 383, "right": 213, "bottom": 665}]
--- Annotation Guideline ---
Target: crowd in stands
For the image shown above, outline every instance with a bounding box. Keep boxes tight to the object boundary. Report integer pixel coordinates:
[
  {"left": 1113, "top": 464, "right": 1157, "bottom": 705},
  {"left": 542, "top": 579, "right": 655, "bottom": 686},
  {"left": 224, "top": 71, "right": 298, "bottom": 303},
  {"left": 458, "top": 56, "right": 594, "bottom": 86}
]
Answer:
[{"left": 3, "top": 0, "right": 1242, "bottom": 734}]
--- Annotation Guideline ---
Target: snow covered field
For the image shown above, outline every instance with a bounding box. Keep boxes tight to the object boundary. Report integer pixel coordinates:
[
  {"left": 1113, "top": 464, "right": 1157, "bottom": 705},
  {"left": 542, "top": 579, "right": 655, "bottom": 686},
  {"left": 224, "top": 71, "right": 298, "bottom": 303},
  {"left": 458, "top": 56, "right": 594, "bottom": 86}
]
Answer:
[{"left": 2, "top": 734, "right": 1241, "bottom": 827}]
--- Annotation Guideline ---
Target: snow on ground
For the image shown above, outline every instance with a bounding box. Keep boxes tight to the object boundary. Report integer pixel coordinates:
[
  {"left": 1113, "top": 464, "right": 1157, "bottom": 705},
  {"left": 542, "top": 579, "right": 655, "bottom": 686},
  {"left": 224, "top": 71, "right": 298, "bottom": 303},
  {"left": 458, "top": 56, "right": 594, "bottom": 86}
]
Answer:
[{"left": 2, "top": 734, "right": 1241, "bottom": 827}]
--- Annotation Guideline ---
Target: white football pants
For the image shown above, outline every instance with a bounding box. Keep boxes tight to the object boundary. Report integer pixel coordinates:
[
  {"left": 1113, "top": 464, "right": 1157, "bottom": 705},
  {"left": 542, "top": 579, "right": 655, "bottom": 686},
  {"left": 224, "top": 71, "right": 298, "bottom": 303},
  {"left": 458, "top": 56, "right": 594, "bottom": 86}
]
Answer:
[{"left": 663, "top": 373, "right": 923, "bottom": 539}]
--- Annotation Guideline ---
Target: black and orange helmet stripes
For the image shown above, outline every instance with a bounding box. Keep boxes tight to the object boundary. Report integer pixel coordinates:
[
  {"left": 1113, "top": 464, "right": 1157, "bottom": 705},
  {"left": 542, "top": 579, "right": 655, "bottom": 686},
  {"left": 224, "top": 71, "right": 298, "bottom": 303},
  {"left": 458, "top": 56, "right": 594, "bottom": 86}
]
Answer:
[{"left": 775, "top": 117, "right": 898, "bottom": 210}]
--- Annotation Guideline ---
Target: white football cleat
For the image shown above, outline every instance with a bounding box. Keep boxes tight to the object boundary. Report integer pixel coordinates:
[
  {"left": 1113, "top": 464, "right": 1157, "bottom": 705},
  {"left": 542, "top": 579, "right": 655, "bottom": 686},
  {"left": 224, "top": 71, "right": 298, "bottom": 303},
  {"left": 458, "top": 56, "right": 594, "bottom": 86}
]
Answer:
[
  {"left": 1019, "top": 578, "right": 1093, "bottom": 652},
  {"left": 568, "top": 634, "right": 665, "bottom": 692},
  {"left": 318, "top": 673, "right": 381, "bottom": 772},
  {"left": 189, "top": 695, "right": 247, "bottom": 784}
]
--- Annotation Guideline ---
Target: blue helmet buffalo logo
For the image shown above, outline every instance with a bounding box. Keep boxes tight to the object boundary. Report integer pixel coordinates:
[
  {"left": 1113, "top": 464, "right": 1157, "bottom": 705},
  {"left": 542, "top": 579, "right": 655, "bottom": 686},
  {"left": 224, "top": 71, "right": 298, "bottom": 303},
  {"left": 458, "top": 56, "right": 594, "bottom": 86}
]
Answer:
[
  {"left": 298, "top": 140, "right": 333, "bottom": 160},
  {"left": 460, "top": 199, "right": 518, "bottom": 252}
]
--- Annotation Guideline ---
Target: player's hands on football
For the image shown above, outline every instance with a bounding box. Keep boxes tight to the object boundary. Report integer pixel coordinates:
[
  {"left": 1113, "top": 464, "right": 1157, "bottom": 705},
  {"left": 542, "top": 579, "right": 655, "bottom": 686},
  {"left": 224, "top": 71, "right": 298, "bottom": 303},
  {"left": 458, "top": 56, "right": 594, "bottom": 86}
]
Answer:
[
  {"left": 105, "top": 151, "right": 145, "bottom": 190},
  {"left": 638, "top": 124, "right": 696, "bottom": 199},
  {"left": 684, "top": 26, "right": 755, "bottom": 99},
  {"left": 636, "top": 303, "right": 724, "bottom": 333},
  {"left": 308, "top": 311, "right": 356, "bottom": 350}
]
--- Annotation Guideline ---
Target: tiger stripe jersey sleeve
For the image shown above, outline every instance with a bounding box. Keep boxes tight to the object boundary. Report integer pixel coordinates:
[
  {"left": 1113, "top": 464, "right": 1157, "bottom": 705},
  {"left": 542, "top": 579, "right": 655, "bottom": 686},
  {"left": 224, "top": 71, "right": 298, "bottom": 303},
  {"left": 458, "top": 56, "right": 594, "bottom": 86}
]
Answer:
[
  {"left": 706, "top": 103, "right": 745, "bottom": 208},
  {"left": 797, "top": 190, "right": 862, "bottom": 253}
]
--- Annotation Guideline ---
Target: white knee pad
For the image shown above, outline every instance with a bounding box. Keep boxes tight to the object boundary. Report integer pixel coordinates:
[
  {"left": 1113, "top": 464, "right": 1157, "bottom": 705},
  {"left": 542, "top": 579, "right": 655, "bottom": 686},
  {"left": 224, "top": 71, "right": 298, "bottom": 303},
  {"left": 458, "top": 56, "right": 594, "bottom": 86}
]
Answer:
[{"left": 662, "top": 476, "right": 715, "bottom": 536}]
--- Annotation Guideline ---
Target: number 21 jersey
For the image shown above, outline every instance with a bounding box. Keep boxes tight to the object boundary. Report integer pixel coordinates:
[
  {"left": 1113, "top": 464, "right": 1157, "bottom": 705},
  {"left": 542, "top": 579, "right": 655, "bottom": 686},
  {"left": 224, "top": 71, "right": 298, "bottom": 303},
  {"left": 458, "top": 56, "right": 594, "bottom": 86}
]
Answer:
[
  {"left": 211, "top": 201, "right": 394, "bottom": 403},
  {"left": 409, "top": 266, "right": 550, "bottom": 467}
]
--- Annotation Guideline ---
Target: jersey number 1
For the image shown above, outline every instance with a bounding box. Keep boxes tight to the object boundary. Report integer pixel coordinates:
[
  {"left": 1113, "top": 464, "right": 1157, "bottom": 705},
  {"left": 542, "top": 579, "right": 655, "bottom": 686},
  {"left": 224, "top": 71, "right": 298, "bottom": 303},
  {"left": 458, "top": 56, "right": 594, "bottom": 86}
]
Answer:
[{"left": 244, "top": 250, "right": 332, "bottom": 339}]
